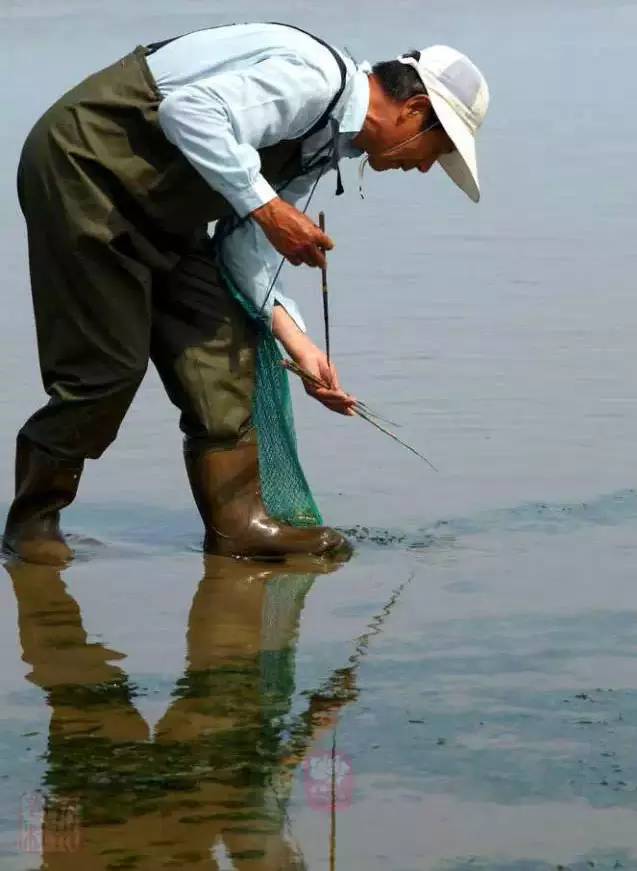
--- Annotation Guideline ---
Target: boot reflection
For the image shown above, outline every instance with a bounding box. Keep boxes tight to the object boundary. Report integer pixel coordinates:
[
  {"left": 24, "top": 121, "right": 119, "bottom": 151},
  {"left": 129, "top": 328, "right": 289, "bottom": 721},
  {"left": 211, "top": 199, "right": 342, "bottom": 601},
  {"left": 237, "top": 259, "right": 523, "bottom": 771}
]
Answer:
[
  {"left": 152, "top": 555, "right": 337, "bottom": 869},
  {"left": 5, "top": 560, "right": 149, "bottom": 868},
  {"left": 6, "top": 560, "right": 149, "bottom": 742},
  {"left": 7, "top": 553, "right": 348, "bottom": 870}
]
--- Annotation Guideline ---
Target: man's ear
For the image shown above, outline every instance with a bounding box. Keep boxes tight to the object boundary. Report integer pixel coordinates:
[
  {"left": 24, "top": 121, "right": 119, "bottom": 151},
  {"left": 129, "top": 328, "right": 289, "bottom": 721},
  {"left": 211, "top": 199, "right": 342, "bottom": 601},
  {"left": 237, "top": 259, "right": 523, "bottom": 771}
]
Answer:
[{"left": 401, "top": 94, "right": 431, "bottom": 124}]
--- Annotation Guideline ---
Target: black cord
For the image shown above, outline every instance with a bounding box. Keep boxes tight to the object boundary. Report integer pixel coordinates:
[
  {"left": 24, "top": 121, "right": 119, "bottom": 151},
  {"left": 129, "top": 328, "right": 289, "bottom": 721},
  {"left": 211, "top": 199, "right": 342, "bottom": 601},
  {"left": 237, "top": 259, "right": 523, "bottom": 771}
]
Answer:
[
  {"left": 214, "top": 141, "right": 334, "bottom": 319},
  {"left": 257, "top": 157, "right": 330, "bottom": 316}
]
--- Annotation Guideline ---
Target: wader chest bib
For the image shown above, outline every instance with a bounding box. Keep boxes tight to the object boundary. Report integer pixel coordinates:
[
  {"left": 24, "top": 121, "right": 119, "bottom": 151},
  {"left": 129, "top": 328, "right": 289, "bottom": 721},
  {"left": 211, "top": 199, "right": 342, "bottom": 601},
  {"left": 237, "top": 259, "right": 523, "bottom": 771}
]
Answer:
[{"left": 16, "top": 30, "right": 346, "bottom": 461}]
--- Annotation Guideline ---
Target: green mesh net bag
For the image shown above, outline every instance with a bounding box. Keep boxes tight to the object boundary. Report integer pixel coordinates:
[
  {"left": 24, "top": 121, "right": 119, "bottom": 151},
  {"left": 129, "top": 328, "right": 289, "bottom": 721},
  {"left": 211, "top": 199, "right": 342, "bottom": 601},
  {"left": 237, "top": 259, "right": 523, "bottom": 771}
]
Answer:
[{"left": 218, "top": 263, "right": 323, "bottom": 528}]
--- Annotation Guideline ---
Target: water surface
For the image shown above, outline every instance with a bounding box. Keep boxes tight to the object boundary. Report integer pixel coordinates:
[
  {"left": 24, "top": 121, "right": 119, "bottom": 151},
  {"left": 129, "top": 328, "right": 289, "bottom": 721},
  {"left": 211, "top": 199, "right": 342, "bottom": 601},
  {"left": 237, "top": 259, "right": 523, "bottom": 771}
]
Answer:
[{"left": 2, "top": 1, "right": 637, "bottom": 868}]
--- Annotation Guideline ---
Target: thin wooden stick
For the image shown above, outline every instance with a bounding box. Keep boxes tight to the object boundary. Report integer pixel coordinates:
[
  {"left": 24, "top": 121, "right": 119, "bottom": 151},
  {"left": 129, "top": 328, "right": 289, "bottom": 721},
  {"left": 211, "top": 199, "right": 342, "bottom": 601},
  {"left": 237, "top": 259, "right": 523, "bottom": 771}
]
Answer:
[
  {"left": 281, "top": 359, "right": 398, "bottom": 426},
  {"left": 319, "top": 211, "right": 331, "bottom": 366},
  {"left": 281, "top": 359, "right": 438, "bottom": 472},
  {"left": 351, "top": 405, "right": 439, "bottom": 472}
]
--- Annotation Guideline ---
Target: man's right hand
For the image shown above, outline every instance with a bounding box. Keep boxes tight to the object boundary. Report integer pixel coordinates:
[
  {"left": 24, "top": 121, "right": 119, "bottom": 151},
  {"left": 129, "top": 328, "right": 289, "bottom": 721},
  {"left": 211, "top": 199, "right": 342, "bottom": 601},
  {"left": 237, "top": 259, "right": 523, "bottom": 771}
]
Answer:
[{"left": 250, "top": 198, "right": 334, "bottom": 268}]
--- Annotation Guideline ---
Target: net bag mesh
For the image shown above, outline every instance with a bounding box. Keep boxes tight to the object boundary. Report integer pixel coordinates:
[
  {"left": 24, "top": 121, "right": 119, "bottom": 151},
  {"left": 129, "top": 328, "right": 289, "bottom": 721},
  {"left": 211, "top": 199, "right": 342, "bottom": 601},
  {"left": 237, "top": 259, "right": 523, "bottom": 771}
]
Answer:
[{"left": 218, "top": 262, "right": 323, "bottom": 528}]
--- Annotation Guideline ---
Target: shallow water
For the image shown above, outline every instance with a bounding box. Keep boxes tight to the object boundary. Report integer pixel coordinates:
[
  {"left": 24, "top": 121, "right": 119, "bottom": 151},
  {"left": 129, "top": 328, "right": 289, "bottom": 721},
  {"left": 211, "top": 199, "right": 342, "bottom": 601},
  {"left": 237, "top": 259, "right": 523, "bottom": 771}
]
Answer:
[{"left": 2, "top": 1, "right": 637, "bottom": 869}]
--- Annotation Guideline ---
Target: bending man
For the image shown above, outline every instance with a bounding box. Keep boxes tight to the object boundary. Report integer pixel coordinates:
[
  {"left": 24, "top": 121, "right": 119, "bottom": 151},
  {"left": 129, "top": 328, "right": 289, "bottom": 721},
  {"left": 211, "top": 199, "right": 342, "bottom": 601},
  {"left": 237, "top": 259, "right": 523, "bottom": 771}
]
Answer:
[{"left": 3, "top": 22, "right": 489, "bottom": 565}]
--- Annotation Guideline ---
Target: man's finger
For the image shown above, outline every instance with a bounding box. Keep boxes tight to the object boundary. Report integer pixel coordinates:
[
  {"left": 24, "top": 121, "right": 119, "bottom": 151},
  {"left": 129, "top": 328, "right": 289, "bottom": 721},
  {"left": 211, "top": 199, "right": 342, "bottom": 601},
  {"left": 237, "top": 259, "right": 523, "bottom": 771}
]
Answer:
[
  {"left": 311, "top": 389, "right": 355, "bottom": 407},
  {"left": 317, "top": 365, "right": 337, "bottom": 390},
  {"left": 316, "top": 231, "right": 334, "bottom": 251},
  {"left": 298, "top": 244, "right": 325, "bottom": 269},
  {"left": 308, "top": 388, "right": 342, "bottom": 403},
  {"left": 328, "top": 365, "right": 342, "bottom": 391},
  {"left": 322, "top": 400, "right": 355, "bottom": 416},
  {"left": 312, "top": 247, "right": 326, "bottom": 269}
]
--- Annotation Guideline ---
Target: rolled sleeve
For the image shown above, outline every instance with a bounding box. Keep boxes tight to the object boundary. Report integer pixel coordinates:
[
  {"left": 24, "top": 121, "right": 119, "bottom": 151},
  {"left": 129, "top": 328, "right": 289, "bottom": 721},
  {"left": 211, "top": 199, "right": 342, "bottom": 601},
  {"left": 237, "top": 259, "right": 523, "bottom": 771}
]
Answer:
[
  {"left": 245, "top": 176, "right": 278, "bottom": 214},
  {"left": 273, "top": 292, "right": 307, "bottom": 332}
]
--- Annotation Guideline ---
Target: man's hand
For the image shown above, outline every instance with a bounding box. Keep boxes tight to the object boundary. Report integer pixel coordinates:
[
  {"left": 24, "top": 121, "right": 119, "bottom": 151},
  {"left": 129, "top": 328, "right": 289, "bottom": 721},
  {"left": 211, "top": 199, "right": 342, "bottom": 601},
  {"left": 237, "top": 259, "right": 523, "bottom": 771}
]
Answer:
[
  {"left": 251, "top": 198, "right": 333, "bottom": 268},
  {"left": 292, "top": 344, "right": 356, "bottom": 415},
  {"left": 272, "top": 305, "right": 355, "bottom": 415}
]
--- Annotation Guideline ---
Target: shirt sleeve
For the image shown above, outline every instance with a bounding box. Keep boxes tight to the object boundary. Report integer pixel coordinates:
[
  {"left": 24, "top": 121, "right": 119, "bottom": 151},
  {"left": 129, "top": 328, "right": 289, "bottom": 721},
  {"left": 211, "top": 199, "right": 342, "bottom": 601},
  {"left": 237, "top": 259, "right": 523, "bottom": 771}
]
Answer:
[
  {"left": 157, "top": 54, "right": 336, "bottom": 218},
  {"left": 216, "top": 163, "right": 329, "bottom": 332}
]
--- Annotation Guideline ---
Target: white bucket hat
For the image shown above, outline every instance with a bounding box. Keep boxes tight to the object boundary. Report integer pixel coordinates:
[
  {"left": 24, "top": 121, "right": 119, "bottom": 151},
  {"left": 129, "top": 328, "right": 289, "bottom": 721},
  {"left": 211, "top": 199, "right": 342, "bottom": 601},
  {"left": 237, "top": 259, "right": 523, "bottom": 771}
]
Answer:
[{"left": 398, "top": 46, "right": 490, "bottom": 202}]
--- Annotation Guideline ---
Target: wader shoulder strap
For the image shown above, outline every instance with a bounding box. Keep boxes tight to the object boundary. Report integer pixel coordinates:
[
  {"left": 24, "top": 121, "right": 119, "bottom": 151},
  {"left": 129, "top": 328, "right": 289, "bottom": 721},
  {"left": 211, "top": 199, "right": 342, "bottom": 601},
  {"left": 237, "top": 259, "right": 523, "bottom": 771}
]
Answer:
[
  {"left": 267, "top": 22, "right": 347, "bottom": 139},
  {"left": 145, "top": 22, "right": 348, "bottom": 140}
]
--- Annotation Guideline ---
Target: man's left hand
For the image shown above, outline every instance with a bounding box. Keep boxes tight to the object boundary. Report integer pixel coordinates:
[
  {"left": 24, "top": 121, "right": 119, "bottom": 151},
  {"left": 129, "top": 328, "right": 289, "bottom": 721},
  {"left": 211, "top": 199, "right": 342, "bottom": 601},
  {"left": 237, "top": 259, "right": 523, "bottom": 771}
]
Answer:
[{"left": 292, "top": 345, "right": 356, "bottom": 415}]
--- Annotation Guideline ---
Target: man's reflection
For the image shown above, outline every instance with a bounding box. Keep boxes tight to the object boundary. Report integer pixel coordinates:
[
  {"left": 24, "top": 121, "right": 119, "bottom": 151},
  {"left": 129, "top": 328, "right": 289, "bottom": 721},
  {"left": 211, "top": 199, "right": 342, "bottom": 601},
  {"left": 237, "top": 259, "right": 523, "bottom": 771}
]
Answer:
[{"left": 6, "top": 554, "right": 354, "bottom": 869}]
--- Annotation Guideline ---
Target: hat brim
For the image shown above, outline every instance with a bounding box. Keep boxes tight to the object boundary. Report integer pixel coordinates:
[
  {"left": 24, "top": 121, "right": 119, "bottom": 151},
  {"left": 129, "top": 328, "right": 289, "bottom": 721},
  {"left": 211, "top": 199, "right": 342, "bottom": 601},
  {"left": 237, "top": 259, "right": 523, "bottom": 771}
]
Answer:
[{"left": 426, "top": 85, "right": 481, "bottom": 203}]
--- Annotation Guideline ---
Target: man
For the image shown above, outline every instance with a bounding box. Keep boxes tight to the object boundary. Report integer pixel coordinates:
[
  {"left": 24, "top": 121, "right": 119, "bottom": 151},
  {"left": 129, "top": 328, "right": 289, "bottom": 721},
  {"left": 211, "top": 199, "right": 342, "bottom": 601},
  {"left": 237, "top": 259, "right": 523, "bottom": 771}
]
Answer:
[{"left": 2, "top": 22, "right": 489, "bottom": 566}]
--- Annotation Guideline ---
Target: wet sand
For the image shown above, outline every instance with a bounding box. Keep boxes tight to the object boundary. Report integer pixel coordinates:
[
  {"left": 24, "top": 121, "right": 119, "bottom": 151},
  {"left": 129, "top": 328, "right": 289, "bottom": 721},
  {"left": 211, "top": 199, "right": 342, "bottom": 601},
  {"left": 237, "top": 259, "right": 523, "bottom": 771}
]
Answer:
[{"left": 2, "top": 1, "right": 637, "bottom": 869}]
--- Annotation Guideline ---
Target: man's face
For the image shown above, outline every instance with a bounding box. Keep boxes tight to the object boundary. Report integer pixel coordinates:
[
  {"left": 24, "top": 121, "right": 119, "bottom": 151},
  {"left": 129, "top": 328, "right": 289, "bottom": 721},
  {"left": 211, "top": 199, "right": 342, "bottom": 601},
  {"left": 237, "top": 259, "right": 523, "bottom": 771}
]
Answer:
[{"left": 364, "top": 95, "right": 456, "bottom": 173}]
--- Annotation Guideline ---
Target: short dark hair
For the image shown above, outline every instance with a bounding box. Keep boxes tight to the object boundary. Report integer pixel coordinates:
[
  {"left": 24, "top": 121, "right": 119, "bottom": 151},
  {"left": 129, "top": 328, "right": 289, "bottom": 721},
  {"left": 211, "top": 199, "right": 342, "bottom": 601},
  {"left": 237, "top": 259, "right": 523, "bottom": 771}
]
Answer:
[
  {"left": 372, "top": 50, "right": 426, "bottom": 102},
  {"left": 372, "top": 50, "right": 440, "bottom": 130}
]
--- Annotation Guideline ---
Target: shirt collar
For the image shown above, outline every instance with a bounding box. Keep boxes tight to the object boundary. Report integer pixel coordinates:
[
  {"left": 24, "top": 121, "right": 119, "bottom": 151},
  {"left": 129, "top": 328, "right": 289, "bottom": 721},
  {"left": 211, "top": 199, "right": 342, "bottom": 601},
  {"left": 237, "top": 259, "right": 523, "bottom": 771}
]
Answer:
[
  {"left": 332, "top": 62, "right": 371, "bottom": 139},
  {"left": 301, "top": 59, "right": 370, "bottom": 171}
]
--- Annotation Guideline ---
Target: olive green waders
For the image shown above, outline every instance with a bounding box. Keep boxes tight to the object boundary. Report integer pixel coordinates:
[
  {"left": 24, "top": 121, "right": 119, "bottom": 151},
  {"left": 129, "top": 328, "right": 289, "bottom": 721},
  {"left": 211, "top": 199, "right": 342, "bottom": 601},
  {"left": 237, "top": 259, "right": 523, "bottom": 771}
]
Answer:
[{"left": 3, "top": 46, "right": 345, "bottom": 564}]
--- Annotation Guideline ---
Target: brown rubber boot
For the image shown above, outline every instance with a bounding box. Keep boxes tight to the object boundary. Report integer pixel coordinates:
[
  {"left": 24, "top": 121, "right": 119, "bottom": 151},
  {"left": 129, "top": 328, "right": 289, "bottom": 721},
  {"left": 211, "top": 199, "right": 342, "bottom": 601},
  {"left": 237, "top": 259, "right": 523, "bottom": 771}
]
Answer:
[
  {"left": 184, "top": 441, "right": 349, "bottom": 559},
  {"left": 2, "top": 435, "right": 83, "bottom": 566}
]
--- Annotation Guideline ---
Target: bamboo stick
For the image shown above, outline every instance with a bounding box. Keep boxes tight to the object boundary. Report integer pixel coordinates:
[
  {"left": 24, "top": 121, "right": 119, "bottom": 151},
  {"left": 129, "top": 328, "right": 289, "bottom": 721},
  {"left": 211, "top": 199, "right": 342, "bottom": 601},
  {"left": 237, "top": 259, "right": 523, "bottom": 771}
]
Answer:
[
  {"left": 318, "top": 211, "right": 331, "bottom": 366},
  {"left": 281, "top": 359, "right": 438, "bottom": 471}
]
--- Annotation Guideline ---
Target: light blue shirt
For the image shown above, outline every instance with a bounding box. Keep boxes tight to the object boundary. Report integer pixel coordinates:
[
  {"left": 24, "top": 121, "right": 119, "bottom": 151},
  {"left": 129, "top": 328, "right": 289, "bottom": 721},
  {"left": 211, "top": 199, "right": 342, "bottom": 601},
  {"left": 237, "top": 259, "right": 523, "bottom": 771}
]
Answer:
[{"left": 147, "top": 22, "right": 370, "bottom": 329}]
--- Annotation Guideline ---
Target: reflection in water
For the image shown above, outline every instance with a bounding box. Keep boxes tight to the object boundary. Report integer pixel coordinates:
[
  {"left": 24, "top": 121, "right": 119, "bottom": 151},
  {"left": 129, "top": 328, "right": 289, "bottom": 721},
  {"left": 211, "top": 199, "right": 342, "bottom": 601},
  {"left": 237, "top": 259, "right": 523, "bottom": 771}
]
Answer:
[{"left": 6, "top": 555, "right": 355, "bottom": 869}]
